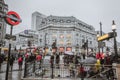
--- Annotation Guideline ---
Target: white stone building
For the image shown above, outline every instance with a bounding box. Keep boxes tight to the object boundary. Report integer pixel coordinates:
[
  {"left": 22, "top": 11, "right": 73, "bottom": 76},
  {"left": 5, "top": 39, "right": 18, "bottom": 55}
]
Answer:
[
  {"left": 32, "top": 12, "right": 97, "bottom": 53},
  {"left": 15, "top": 29, "right": 39, "bottom": 50}
]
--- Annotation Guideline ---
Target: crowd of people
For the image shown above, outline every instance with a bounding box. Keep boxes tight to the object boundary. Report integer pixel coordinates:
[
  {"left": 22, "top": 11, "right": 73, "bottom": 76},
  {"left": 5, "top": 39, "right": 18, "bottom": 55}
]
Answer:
[{"left": 0, "top": 50, "right": 117, "bottom": 79}]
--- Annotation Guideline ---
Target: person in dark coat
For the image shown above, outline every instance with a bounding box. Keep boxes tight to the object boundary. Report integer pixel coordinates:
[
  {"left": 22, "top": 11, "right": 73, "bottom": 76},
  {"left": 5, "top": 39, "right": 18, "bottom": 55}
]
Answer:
[
  {"left": 9, "top": 55, "right": 15, "bottom": 71},
  {"left": 56, "top": 54, "right": 60, "bottom": 68},
  {"left": 0, "top": 54, "right": 4, "bottom": 71},
  {"left": 50, "top": 54, "right": 54, "bottom": 68}
]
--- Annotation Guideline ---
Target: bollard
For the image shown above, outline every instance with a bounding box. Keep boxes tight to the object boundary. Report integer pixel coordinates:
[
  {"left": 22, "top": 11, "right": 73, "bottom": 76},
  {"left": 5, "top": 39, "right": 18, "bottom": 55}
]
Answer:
[
  {"left": 23, "top": 60, "right": 27, "bottom": 78},
  {"left": 51, "top": 62, "right": 54, "bottom": 79},
  {"left": 33, "top": 60, "right": 35, "bottom": 73}
]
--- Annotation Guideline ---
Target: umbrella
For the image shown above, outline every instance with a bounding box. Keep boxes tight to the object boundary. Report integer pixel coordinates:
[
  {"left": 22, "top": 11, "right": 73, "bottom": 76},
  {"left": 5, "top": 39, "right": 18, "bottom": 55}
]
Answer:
[
  {"left": 65, "top": 51, "right": 74, "bottom": 55},
  {"left": 81, "top": 57, "right": 97, "bottom": 64}
]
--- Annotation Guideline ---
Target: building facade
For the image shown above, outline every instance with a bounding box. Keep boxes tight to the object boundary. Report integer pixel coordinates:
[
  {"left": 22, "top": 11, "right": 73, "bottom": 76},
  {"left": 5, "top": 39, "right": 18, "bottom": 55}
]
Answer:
[
  {"left": 0, "top": 0, "right": 8, "bottom": 42},
  {"left": 32, "top": 12, "right": 97, "bottom": 53},
  {"left": 0, "top": 0, "right": 8, "bottom": 54}
]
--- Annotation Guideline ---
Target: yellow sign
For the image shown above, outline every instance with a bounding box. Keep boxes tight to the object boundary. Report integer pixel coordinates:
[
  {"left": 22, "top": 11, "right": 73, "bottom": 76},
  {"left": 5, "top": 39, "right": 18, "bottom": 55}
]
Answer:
[{"left": 97, "top": 34, "right": 109, "bottom": 41}]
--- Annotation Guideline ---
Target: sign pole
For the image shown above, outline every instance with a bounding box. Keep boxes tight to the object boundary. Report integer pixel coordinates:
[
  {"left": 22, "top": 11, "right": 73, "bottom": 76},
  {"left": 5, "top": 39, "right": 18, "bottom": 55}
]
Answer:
[{"left": 5, "top": 25, "right": 13, "bottom": 80}]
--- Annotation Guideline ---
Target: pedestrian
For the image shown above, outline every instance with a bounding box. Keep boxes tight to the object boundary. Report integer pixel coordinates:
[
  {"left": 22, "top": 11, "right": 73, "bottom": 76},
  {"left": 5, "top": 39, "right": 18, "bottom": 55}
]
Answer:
[
  {"left": 80, "top": 64, "right": 85, "bottom": 80},
  {"left": 9, "top": 55, "right": 15, "bottom": 71},
  {"left": 0, "top": 54, "right": 4, "bottom": 71},
  {"left": 95, "top": 59, "right": 101, "bottom": 73},
  {"left": 18, "top": 55, "right": 23, "bottom": 71},
  {"left": 50, "top": 54, "right": 54, "bottom": 68},
  {"left": 36, "top": 54, "right": 42, "bottom": 69},
  {"left": 55, "top": 54, "right": 60, "bottom": 68}
]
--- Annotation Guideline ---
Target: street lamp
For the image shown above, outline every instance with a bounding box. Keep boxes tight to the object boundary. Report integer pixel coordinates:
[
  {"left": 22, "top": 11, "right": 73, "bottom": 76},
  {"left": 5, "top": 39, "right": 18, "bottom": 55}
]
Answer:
[
  {"left": 97, "top": 33, "right": 100, "bottom": 54},
  {"left": 112, "top": 20, "right": 118, "bottom": 60},
  {"left": 100, "top": 22, "right": 103, "bottom": 53}
]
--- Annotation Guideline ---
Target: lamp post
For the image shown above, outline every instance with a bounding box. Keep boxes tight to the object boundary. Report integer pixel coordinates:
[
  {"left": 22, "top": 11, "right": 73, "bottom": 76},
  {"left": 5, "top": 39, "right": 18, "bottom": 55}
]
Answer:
[
  {"left": 44, "top": 33, "right": 47, "bottom": 56},
  {"left": 100, "top": 22, "right": 103, "bottom": 53},
  {"left": 112, "top": 20, "right": 118, "bottom": 61},
  {"left": 45, "top": 33, "right": 47, "bottom": 48},
  {"left": 5, "top": 26, "right": 13, "bottom": 80},
  {"left": 86, "top": 39, "right": 88, "bottom": 56},
  {"left": 97, "top": 33, "right": 101, "bottom": 58}
]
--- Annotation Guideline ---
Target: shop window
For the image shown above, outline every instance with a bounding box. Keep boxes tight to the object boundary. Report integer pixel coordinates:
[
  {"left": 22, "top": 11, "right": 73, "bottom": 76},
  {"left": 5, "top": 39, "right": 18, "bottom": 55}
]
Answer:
[
  {"left": 60, "top": 34, "right": 64, "bottom": 38},
  {"left": 66, "top": 20, "right": 71, "bottom": 23},
  {"left": 66, "top": 34, "right": 71, "bottom": 38}
]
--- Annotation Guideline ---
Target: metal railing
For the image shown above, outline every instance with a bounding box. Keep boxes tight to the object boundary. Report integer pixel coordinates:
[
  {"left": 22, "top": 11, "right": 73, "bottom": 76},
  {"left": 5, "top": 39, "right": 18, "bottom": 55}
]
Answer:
[{"left": 23, "top": 61, "right": 118, "bottom": 80}]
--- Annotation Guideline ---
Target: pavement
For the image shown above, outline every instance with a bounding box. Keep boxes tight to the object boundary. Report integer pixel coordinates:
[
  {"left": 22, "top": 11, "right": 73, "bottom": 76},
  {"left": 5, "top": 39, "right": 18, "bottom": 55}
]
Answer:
[
  {"left": 0, "top": 55, "right": 118, "bottom": 80},
  {"left": 0, "top": 60, "right": 24, "bottom": 80}
]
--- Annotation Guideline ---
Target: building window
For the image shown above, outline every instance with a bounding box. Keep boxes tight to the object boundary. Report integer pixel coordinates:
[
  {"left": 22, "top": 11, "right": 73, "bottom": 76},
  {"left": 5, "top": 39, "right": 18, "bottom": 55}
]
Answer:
[
  {"left": 60, "top": 20, "right": 64, "bottom": 23},
  {"left": 22, "top": 44, "right": 25, "bottom": 47},
  {"left": 66, "top": 34, "right": 71, "bottom": 38},
  {"left": 82, "top": 39, "right": 85, "bottom": 43},
  {"left": 52, "top": 34, "right": 57, "bottom": 38},
  {"left": 52, "top": 19, "right": 56, "bottom": 22},
  {"left": 66, "top": 40, "right": 71, "bottom": 46},
  {"left": 52, "top": 30, "right": 57, "bottom": 33},
  {"left": 90, "top": 41, "right": 92, "bottom": 44},
  {"left": 59, "top": 30, "right": 64, "bottom": 33},
  {"left": 67, "top": 42, "right": 71, "bottom": 46},
  {"left": 60, "top": 34, "right": 64, "bottom": 38},
  {"left": 66, "top": 20, "right": 71, "bottom": 23},
  {"left": 76, "top": 33, "right": 79, "bottom": 36},
  {"left": 41, "top": 21, "right": 45, "bottom": 24},
  {"left": 59, "top": 40, "right": 64, "bottom": 45},
  {"left": 66, "top": 31, "right": 71, "bottom": 33}
]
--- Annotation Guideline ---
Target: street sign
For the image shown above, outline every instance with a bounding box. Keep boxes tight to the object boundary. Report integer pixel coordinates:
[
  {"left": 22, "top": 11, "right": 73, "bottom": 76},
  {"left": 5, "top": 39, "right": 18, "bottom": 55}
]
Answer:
[
  {"left": 19, "top": 34, "right": 33, "bottom": 38},
  {"left": 5, "top": 11, "right": 21, "bottom": 26},
  {"left": 5, "top": 34, "right": 16, "bottom": 41},
  {"left": 97, "top": 32, "right": 117, "bottom": 41}
]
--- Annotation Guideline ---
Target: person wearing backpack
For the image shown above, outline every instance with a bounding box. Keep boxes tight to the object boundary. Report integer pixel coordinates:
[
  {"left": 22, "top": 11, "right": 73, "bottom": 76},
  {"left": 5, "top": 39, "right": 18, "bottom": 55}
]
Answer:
[{"left": 18, "top": 55, "right": 23, "bottom": 71}]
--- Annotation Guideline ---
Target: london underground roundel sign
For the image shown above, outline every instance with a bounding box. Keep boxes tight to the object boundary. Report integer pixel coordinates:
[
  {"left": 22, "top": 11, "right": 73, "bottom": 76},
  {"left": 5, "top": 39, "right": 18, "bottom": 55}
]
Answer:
[{"left": 5, "top": 11, "right": 21, "bottom": 26}]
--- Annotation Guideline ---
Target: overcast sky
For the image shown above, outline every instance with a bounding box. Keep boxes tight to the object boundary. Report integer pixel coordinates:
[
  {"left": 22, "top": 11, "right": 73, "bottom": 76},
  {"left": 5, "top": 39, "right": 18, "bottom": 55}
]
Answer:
[{"left": 4, "top": 0, "right": 120, "bottom": 41}]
